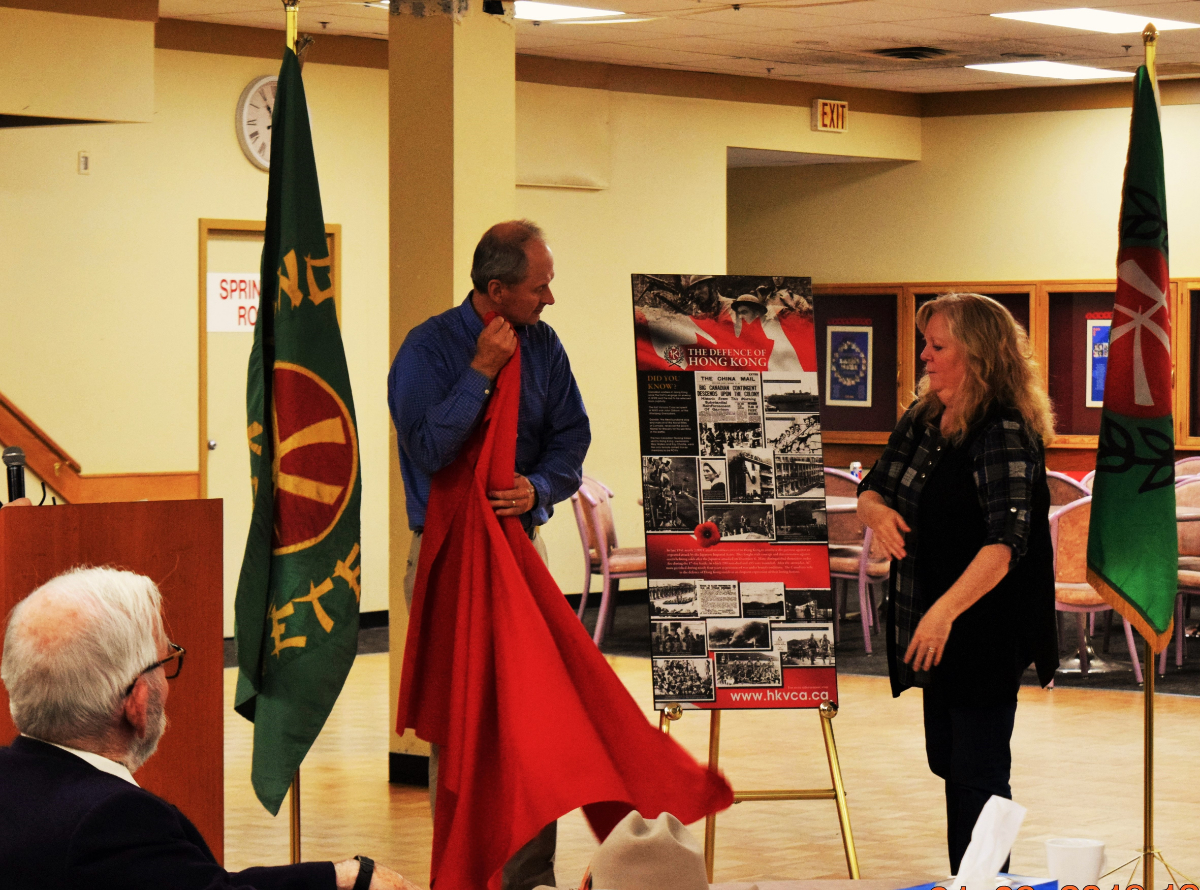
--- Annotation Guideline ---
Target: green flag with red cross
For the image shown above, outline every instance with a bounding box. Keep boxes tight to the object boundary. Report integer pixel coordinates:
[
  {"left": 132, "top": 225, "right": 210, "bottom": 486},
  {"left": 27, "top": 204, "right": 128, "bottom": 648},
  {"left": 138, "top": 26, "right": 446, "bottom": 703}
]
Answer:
[{"left": 1086, "top": 63, "right": 1177, "bottom": 653}]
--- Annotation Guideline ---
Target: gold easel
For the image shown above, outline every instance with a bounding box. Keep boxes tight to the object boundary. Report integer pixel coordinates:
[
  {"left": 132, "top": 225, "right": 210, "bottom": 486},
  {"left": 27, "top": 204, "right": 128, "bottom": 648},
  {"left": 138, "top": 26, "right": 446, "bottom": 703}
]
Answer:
[{"left": 660, "top": 701, "right": 860, "bottom": 881}]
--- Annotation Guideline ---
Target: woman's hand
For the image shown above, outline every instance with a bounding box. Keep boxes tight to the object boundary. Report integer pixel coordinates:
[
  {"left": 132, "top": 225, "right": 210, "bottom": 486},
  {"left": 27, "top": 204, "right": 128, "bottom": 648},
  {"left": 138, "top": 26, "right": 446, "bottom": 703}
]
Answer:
[
  {"left": 902, "top": 543, "right": 1013, "bottom": 673},
  {"left": 856, "top": 490, "right": 909, "bottom": 559},
  {"left": 904, "top": 599, "right": 954, "bottom": 671}
]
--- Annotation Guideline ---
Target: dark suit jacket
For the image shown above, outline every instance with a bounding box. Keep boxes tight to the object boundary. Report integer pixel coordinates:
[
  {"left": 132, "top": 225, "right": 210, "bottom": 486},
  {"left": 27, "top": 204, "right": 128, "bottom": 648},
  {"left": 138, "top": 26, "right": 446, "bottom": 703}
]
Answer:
[{"left": 0, "top": 736, "right": 336, "bottom": 890}]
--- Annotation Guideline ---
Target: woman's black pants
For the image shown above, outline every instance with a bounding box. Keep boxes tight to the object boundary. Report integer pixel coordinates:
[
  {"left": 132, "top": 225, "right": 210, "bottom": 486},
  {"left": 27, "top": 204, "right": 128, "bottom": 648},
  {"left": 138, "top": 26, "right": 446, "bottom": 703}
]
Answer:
[{"left": 923, "top": 684, "right": 1018, "bottom": 874}]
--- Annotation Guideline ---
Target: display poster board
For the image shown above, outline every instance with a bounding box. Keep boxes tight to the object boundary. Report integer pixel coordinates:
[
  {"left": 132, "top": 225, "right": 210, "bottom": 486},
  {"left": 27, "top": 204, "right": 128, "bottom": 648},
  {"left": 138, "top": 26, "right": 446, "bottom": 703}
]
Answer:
[
  {"left": 632, "top": 274, "right": 836, "bottom": 710},
  {"left": 1086, "top": 317, "right": 1111, "bottom": 408}
]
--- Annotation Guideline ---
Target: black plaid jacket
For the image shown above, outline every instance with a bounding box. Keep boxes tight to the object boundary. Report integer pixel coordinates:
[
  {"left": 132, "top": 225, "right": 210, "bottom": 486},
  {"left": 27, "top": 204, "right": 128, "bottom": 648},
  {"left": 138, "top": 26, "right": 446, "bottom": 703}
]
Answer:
[{"left": 858, "top": 401, "right": 1056, "bottom": 700}]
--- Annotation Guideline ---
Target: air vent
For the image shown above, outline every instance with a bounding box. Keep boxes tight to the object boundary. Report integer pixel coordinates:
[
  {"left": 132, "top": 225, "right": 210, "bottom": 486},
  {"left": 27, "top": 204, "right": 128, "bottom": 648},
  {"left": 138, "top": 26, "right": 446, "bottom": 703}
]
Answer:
[{"left": 869, "top": 46, "right": 950, "bottom": 61}]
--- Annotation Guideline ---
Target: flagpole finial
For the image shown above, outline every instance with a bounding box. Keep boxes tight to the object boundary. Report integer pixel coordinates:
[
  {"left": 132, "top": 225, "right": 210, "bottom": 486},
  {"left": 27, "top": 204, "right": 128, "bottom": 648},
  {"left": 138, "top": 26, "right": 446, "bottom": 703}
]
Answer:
[
  {"left": 1143, "top": 23, "right": 1158, "bottom": 76},
  {"left": 284, "top": 0, "right": 299, "bottom": 52}
]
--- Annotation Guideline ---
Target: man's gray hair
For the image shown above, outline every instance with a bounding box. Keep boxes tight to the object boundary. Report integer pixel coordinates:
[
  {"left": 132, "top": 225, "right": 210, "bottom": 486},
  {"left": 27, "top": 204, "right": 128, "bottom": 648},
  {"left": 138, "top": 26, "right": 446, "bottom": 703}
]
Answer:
[
  {"left": 1, "top": 567, "right": 163, "bottom": 744},
  {"left": 470, "top": 219, "right": 545, "bottom": 294}
]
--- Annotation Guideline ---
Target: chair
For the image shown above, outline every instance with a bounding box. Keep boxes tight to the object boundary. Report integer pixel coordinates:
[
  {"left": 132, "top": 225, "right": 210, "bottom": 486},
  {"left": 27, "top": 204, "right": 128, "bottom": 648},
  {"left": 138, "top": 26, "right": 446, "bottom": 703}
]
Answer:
[
  {"left": 823, "top": 467, "right": 859, "bottom": 499},
  {"left": 824, "top": 469, "right": 889, "bottom": 654},
  {"left": 1176, "top": 456, "right": 1200, "bottom": 478},
  {"left": 1046, "top": 470, "right": 1088, "bottom": 507},
  {"left": 1081, "top": 469, "right": 1096, "bottom": 491},
  {"left": 570, "top": 476, "right": 647, "bottom": 647},
  {"left": 1157, "top": 477, "right": 1200, "bottom": 672},
  {"left": 1050, "top": 496, "right": 1143, "bottom": 684}
]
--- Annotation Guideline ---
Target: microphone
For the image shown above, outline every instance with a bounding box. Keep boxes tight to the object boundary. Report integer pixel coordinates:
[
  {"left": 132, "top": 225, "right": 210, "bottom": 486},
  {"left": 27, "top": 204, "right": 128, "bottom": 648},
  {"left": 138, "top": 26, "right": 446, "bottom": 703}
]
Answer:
[{"left": 3, "top": 446, "right": 26, "bottom": 502}]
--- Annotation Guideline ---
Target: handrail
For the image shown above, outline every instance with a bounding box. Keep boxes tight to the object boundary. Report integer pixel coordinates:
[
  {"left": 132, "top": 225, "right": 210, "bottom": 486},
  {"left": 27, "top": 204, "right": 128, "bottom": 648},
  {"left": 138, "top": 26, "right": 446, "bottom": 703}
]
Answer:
[
  {"left": 0, "top": 392, "right": 81, "bottom": 473},
  {"left": 0, "top": 390, "right": 198, "bottom": 503}
]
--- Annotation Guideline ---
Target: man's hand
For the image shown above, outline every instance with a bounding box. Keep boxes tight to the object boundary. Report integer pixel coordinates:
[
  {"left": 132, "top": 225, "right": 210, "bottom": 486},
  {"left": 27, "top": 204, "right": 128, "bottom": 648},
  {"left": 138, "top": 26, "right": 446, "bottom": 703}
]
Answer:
[
  {"left": 488, "top": 473, "right": 537, "bottom": 517},
  {"left": 334, "top": 859, "right": 422, "bottom": 890},
  {"left": 470, "top": 316, "right": 517, "bottom": 380}
]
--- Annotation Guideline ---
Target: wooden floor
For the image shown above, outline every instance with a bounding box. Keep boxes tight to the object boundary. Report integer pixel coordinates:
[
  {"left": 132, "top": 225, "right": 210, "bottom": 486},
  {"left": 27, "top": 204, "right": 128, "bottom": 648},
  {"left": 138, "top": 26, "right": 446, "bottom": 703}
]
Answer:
[{"left": 223, "top": 655, "right": 1200, "bottom": 887}]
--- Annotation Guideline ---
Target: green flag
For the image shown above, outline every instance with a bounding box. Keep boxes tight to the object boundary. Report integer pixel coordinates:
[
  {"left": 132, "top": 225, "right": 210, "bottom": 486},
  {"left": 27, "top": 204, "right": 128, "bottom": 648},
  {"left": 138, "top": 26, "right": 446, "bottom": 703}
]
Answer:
[
  {"left": 233, "top": 47, "right": 362, "bottom": 815},
  {"left": 1086, "top": 64, "right": 1176, "bottom": 653}
]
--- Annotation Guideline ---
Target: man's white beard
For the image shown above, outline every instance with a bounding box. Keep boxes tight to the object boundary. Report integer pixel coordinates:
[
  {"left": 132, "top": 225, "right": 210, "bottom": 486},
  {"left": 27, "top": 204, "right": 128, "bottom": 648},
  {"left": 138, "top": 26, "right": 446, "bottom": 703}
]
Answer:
[{"left": 127, "top": 683, "right": 168, "bottom": 772}]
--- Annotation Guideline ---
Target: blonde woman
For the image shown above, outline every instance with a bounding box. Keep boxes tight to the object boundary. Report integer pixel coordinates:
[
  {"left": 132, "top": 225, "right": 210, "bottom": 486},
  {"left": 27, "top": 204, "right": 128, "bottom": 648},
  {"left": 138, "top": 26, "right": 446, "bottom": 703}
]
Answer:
[{"left": 857, "top": 293, "right": 1059, "bottom": 873}]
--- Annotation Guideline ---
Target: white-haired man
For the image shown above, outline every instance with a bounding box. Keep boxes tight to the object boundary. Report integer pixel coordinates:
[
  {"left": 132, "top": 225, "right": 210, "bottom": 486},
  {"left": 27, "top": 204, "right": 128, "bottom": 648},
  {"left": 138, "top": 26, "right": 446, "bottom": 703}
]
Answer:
[{"left": 0, "top": 566, "right": 418, "bottom": 890}]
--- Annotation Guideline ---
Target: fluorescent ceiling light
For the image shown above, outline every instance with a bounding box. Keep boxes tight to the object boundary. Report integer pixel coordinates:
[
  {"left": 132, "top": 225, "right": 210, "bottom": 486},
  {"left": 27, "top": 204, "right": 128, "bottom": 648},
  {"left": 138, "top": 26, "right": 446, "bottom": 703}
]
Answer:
[
  {"left": 967, "top": 61, "right": 1134, "bottom": 80},
  {"left": 515, "top": 1, "right": 622, "bottom": 20},
  {"left": 993, "top": 8, "right": 1200, "bottom": 34}
]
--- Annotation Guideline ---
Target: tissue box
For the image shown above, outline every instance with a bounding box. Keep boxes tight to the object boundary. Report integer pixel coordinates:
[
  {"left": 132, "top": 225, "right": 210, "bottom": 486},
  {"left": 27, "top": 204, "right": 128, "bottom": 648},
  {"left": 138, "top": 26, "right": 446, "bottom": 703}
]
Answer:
[{"left": 897, "top": 876, "right": 1055, "bottom": 890}]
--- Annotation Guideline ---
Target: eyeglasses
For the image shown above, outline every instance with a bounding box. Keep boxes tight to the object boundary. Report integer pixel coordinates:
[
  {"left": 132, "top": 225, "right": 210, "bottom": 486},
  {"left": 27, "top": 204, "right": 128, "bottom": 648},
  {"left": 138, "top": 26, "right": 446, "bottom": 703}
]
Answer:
[{"left": 124, "top": 642, "right": 186, "bottom": 696}]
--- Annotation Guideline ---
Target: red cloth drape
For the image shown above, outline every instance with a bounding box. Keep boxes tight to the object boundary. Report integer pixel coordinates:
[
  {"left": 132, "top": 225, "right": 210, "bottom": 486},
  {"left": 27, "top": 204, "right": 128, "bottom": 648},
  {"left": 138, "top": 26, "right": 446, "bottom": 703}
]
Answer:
[{"left": 397, "top": 341, "right": 733, "bottom": 890}]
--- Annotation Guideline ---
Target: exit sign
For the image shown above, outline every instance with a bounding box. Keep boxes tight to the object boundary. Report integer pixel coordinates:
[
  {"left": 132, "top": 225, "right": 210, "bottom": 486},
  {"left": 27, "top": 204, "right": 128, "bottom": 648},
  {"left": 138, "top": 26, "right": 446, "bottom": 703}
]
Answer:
[{"left": 812, "top": 99, "right": 848, "bottom": 132}]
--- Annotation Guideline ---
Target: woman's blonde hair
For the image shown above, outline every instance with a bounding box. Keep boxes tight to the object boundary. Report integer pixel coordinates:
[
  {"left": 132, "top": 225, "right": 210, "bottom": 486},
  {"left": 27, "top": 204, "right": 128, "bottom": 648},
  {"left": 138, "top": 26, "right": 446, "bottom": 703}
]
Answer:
[{"left": 914, "top": 293, "right": 1055, "bottom": 444}]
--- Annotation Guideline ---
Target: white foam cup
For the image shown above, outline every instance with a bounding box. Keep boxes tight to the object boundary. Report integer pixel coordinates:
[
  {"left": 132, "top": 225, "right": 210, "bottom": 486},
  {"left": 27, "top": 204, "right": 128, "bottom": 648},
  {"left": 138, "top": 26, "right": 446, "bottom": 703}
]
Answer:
[{"left": 1045, "top": 838, "right": 1105, "bottom": 887}]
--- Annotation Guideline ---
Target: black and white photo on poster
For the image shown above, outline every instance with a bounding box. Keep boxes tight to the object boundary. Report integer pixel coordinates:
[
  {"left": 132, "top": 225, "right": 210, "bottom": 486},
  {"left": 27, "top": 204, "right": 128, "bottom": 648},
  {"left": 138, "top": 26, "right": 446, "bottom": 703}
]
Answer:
[
  {"left": 707, "top": 617, "right": 771, "bottom": 650},
  {"left": 715, "top": 651, "right": 783, "bottom": 688},
  {"left": 699, "top": 421, "right": 763, "bottom": 457},
  {"left": 700, "top": 459, "right": 728, "bottom": 502},
  {"left": 726, "top": 448, "right": 774, "bottom": 502},
  {"left": 775, "top": 453, "right": 824, "bottom": 499},
  {"left": 702, "top": 503, "right": 775, "bottom": 541},
  {"left": 765, "top": 414, "right": 821, "bottom": 456},
  {"left": 696, "top": 580, "right": 740, "bottom": 617},
  {"left": 772, "top": 498, "right": 827, "bottom": 543},
  {"left": 653, "top": 657, "right": 715, "bottom": 701},
  {"left": 774, "top": 623, "right": 836, "bottom": 666},
  {"left": 739, "top": 581, "right": 786, "bottom": 619},
  {"left": 785, "top": 588, "right": 835, "bottom": 621},
  {"left": 649, "top": 579, "right": 699, "bottom": 618},
  {"left": 762, "top": 371, "right": 820, "bottom": 414},
  {"left": 695, "top": 371, "right": 763, "bottom": 424},
  {"left": 652, "top": 620, "right": 708, "bottom": 656},
  {"left": 642, "top": 456, "right": 700, "bottom": 532}
]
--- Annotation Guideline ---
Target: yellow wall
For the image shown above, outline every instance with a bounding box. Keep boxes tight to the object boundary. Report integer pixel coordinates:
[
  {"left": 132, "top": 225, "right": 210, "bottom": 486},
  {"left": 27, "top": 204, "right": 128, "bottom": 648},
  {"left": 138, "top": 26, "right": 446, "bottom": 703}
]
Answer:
[
  {"left": 0, "top": 40, "right": 921, "bottom": 618},
  {"left": 729, "top": 105, "right": 1200, "bottom": 282},
  {"left": 0, "top": 8, "right": 154, "bottom": 122},
  {"left": 515, "top": 83, "right": 921, "bottom": 575},
  {"left": 0, "top": 48, "right": 392, "bottom": 615}
]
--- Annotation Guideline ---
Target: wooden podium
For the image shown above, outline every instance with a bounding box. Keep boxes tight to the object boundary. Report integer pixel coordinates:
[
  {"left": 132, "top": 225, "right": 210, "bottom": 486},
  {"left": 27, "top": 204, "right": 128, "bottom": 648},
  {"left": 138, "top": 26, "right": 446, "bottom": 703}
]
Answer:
[{"left": 0, "top": 499, "right": 225, "bottom": 861}]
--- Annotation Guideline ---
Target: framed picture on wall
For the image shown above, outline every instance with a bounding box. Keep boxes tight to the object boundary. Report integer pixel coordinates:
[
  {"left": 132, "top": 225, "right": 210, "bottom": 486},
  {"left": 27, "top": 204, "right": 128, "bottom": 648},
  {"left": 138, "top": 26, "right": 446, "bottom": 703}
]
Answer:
[
  {"left": 1086, "top": 317, "right": 1111, "bottom": 408},
  {"left": 825, "top": 325, "right": 872, "bottom": 407}
]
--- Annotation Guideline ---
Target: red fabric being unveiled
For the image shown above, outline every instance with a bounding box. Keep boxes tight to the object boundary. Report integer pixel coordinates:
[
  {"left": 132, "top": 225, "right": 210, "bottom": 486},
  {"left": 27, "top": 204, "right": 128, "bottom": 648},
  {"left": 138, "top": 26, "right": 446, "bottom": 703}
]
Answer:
[{"left": 396, "top": 341, "right": 734, "bottom": 890}]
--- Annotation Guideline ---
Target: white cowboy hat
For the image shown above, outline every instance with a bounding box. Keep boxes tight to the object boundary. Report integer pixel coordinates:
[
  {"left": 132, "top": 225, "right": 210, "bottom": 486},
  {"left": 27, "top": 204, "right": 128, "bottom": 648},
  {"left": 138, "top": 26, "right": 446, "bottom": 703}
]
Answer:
[{"left": 535, "top": 811, "right": 708, "bottom": 890}]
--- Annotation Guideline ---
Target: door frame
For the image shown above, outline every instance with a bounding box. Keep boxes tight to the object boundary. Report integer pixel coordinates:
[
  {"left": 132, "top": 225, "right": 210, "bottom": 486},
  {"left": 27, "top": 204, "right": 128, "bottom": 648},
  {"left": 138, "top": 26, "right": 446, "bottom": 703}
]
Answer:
[{"left": 197, "top": 218, "right": 341, "bottom": 497}]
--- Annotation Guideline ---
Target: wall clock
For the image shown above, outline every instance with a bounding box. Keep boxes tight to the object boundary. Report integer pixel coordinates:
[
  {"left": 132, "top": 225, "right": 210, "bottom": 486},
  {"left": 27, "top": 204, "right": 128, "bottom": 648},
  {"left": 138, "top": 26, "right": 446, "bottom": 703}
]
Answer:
[{"left": 235, "top": 74, "right": 277, "bottom": 171}]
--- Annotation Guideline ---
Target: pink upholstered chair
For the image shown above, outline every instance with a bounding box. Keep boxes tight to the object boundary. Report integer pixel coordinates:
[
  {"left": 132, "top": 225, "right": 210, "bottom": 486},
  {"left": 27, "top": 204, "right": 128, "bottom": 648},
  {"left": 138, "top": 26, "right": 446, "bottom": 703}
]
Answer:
[
  {"left": 569, "top": 476, "right": 647, "bottom": 647},
  {"left": 1081, "top": 469, "right": 1097, "bottom": 491},
  {"left": 1175, "top": 455, "right": 1200, "bottom": 479},
  {"left": 824, "top": 468, "right": 888, "bottom": 655},
  {"left": 1046, "top": 470, "right": 1088, "bottom": 507},
  {"left": 1050, "top": 496, "right": 1143, "bottom": 684},
  {"left": 1156, "top": 476, "right": 1200, "bottom": 672}
]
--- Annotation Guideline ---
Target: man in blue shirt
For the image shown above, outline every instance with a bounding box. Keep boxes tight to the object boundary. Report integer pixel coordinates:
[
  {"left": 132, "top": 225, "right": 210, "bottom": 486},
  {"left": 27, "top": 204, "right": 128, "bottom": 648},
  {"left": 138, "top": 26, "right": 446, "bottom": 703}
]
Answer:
[{"left": 387, "top": 219, "right": 590, "bottom": 890}]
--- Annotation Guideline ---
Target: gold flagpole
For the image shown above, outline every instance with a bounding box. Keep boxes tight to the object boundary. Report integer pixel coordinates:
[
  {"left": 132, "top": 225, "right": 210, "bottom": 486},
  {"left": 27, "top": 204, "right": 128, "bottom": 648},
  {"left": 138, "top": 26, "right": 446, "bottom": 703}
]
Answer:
[
  {"left": 1140, "top": 31, "right": 1158, "bottom": 890},
  {"left": 284, "top": 3, "right": 300, "bottom": 865},
  {"left": 289, "top": 768, "right": 302, "bottom": 863},
  {"left": 285, "top": 0, "right": 299, "bottom": 53},
  {"left": 1143, "top": 640, "right": 1154, "bottom": 889}
]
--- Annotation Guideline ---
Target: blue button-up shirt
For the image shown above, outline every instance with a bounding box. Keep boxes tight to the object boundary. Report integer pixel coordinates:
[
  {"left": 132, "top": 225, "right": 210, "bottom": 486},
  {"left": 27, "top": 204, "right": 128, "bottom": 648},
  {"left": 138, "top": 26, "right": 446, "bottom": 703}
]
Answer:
[{"left": 388, "top": 296, "right": 591, "bottom": 534}]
